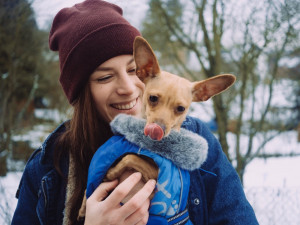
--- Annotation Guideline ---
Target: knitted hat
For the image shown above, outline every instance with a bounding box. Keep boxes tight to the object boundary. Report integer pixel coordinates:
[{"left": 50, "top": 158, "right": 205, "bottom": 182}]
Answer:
[{"left": 49, "top": 0, "right": 141, "bottom": 104}]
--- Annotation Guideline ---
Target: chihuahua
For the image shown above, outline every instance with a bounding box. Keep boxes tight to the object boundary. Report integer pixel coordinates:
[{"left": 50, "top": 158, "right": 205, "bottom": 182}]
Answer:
[
  {"left": 134, "top": 36, "right": 236, "bottom": 141},
  {"left": 105, "top": 37, "right": 235, "bottom": 198}
]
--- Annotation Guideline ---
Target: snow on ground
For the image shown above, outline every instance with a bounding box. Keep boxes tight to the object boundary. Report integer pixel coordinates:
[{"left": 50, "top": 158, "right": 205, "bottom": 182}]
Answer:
[
  {"left": 241, "top": 131, "right": 300, "bottom": 225},
  {"left": 0, "top": 172, "right": 22, "bottom": 224},
  {"left": 245, "top": 156, "right": 300, "bottom": 188}
]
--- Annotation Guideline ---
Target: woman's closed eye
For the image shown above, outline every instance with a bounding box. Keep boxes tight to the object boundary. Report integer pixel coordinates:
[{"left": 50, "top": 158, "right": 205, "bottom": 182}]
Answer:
[
  {"left": 95, "top": 75, "right": 113, "bottom": 83},
  {"left": 127, "top": 68, "right": 136, "bottom": 74}
]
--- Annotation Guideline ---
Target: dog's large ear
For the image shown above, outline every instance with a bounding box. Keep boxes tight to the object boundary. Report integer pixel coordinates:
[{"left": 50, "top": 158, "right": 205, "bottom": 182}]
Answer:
[
  {"left": 192, "top": 74, "right": 236, "bottom": 102},
  {"left": 134, "top": 37, "right": 161, "bottom": 82}
]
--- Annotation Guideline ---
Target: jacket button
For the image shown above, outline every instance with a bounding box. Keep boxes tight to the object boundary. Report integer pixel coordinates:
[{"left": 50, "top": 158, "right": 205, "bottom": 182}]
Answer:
[{"left": 193, "top": 198, "right": 200, "bottom": 205}]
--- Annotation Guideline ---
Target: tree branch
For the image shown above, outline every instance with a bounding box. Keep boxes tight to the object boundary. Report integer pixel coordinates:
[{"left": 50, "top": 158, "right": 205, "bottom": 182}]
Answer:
[
  {"left": 196, "top": 0, "right": 214, "bottom": 76},
  {"left": 157, "top": 0, "right": 209, "bottom": 76},
  {"left": 256, "top": 152, "right": 300, "bottom": 158}
]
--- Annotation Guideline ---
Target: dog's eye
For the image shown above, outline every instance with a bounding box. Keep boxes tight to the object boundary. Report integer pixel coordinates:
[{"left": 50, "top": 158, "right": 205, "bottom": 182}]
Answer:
[
  {"left": 177, "top": 106, "right": 185, "bottom": 112},
  {"left": 149, "top": 95, "right": 158, "bottom": 103}
]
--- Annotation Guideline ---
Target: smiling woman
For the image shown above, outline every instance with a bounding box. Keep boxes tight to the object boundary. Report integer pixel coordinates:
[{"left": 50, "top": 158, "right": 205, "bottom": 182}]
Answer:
[{"left": 89, "top": 55, "right": 145, "bottom": 122}]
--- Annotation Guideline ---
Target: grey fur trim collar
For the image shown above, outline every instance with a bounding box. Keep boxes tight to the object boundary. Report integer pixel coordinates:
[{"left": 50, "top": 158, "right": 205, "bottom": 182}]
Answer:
[{"left": 110, "top": 114, "right": 208, "bottom": 171}]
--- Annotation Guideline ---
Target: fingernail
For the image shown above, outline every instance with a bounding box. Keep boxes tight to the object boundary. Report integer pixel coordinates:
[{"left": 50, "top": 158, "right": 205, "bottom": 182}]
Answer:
[
  {"left": 149, "top": 179, "right": 156, "bottom": 186},
  {"left": 133, "top": 172, "right": 142, "bottom": 178}
]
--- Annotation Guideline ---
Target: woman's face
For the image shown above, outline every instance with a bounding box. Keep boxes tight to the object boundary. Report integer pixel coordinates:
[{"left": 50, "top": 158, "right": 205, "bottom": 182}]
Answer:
[{"left": 89, "top": 55, "right": 145, "bottom": 123}]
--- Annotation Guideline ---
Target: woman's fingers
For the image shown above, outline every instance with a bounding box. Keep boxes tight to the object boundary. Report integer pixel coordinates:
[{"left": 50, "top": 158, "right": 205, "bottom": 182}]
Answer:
[
  {"left": 124, "top": 198, "right": 151, "bottom": 225},
  {"left": 89, "top": 179, "right": 119, "bottom": 202},
  {"left": 121, "top": 178, "right": 156, "bottom": 219},
  {"left": 85, "top": 180, "right": 120, "bottom": 225},
  {"left": 85, "top": 172, "right": 156, "bottom": 225},
  {"left": 104, "top": 172, "right": 144, "bottom": 207}
]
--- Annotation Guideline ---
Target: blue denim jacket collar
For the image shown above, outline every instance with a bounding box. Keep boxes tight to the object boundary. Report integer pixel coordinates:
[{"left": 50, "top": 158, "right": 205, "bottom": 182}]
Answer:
[{"left": 39, "top": 121, "right": 67, "bottom": 165}]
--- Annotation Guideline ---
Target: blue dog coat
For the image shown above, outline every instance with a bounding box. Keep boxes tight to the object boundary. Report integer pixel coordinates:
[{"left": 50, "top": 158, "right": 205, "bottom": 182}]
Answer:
[{"left": 87, "top": 114, "right": 208, "bottom": 224}]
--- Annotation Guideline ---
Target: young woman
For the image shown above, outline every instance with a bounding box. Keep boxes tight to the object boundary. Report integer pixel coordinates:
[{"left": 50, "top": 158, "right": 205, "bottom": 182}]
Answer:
[{"left": 12, "top": 0, "right": 258, "bottom": 225}]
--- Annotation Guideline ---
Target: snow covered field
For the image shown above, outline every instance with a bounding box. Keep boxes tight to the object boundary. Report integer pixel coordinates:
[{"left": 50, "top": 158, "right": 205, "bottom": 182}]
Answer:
[
  {"left": 242, "top": 132, "right": 300, "bottom": 224},
  {"left": 0, "top": 172, "right": 21, "bottom": 224}
]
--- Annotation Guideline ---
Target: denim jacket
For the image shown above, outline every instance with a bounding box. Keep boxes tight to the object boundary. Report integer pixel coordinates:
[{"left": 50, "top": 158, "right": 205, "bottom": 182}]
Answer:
[{"left": 12, "top": 116, "right": 258, "bottom": 225}]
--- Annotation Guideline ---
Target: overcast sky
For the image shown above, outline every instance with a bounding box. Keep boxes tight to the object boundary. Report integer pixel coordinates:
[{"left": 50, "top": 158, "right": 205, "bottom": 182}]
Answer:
[{"left": 32, "top": 0, "right": 148, "bottom": 30}]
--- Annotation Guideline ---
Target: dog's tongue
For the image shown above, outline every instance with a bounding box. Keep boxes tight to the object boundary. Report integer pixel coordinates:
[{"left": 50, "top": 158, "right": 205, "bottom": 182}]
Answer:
[{"left": 144, "top": 123, "right": 164, "bottom": 141}]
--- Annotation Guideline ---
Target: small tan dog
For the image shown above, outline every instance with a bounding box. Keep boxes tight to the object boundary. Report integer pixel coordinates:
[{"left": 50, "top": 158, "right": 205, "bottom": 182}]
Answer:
[
  {"left": 134, "top": 36, "right": 236, "bottom": 140},
  {"left": 78, "top": 37, "right": 235, "bottom": 219}
]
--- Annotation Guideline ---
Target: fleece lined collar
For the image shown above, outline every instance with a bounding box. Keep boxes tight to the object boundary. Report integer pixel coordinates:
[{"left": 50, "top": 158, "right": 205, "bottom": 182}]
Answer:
[{"left": 110, "top": 114, "right": 208, "bottom": 171}]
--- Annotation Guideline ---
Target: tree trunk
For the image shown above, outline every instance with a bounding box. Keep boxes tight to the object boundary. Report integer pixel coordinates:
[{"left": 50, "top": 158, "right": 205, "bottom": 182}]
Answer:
[
  {"left": 213, "top": 95, "right": 230, "bottom": 159},
  {"left": 0, "top": 151, "right": 8, "bottom": 176}
]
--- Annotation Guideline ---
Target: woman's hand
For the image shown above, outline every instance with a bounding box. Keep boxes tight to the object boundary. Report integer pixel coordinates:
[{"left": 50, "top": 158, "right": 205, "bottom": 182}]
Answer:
[{"left": 84, "top": 172, "right": 156, "bottom": 225}]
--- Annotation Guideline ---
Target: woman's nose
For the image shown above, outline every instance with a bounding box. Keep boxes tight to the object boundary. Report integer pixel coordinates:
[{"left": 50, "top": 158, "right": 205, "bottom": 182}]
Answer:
[{"left": 116, "top": 72, "right": 136, "bottom": 95}]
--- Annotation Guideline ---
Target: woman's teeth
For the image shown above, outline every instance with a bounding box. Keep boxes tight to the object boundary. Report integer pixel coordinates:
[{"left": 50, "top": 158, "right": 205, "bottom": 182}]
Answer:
[{"left": 113, "top": 99, "right": 137, "bottom": 110}]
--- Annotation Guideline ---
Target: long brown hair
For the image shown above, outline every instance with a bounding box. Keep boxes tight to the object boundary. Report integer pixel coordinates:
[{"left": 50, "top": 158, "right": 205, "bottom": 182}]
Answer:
[{"left": 54, "top": 84, "right": 113, "bottom": 224}]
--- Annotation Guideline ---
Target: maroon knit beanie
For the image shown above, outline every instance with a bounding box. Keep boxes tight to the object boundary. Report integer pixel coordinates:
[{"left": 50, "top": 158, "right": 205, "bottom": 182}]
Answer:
[{"left": 49, "top": 0, "right": 141, "bottom": 104}]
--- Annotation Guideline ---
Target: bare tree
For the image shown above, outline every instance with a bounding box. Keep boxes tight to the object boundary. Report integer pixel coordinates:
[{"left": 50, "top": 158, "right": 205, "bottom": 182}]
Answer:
[{"left": 142, "top": 0, "right": 300, "bottom": 183}]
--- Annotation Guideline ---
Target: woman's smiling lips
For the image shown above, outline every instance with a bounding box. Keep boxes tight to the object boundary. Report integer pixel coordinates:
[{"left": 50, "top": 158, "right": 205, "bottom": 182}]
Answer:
[{"left": 111, "top": 98, "right": 137, "bottom": 110}]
